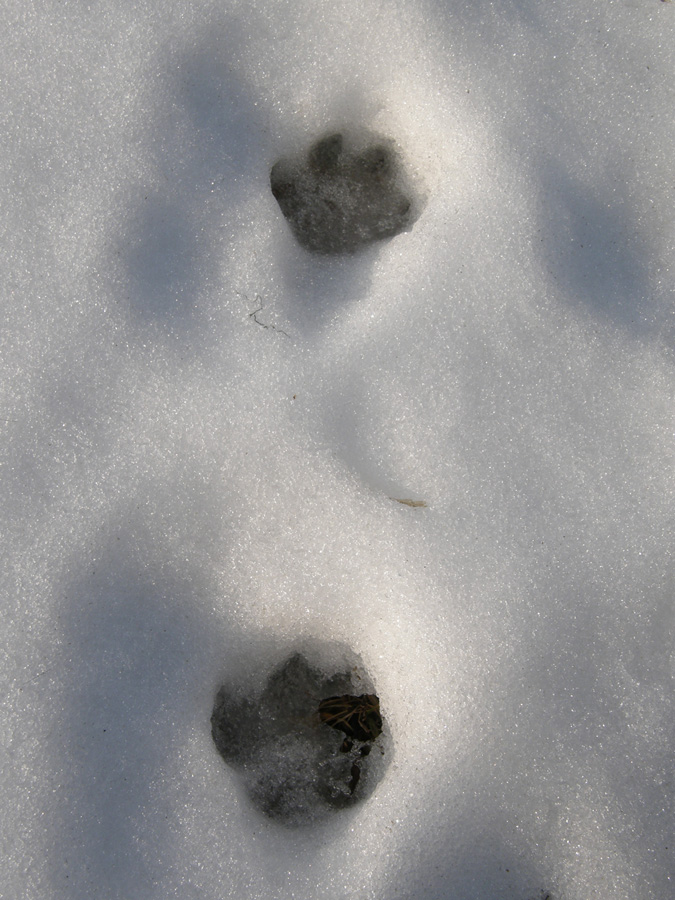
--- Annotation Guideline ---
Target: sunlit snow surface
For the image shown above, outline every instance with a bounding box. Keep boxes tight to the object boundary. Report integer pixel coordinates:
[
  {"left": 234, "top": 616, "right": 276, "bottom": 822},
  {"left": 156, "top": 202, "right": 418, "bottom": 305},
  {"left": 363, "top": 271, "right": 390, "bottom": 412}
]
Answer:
[{"left": 2, "top": 1, "right": 674, "bottom": 898}]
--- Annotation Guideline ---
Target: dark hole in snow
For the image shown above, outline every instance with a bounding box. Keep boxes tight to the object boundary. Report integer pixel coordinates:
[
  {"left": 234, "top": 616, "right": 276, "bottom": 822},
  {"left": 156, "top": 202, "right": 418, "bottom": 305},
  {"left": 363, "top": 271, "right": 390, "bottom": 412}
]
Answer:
[
  {"left": 211, "top": 647, "right": 390, "bottom": 825},
  {"left": 270, "top": 130, "right": 421, "bottom": 254}
]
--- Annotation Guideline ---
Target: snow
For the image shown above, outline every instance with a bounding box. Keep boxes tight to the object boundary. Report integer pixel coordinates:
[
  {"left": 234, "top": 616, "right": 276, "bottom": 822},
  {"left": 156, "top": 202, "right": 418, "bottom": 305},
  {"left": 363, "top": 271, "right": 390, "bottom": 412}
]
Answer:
[{"left": 1, "top": 1, "right": 673, "bottom": 898}]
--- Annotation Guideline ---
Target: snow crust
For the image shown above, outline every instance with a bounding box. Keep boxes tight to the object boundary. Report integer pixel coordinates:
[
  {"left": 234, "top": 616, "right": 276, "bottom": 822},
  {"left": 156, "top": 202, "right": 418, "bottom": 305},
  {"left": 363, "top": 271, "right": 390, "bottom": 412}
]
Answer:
[{"left": 1, "top": 1, "right": 673, "bottom": 898}]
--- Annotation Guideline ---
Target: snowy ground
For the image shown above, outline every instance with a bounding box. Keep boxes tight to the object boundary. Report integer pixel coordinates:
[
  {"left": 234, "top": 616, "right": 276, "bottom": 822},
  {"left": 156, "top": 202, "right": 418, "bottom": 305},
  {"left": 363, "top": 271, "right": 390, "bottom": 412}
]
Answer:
[{"left": 2, "top": 1, "right": 674, "bottom": 899}]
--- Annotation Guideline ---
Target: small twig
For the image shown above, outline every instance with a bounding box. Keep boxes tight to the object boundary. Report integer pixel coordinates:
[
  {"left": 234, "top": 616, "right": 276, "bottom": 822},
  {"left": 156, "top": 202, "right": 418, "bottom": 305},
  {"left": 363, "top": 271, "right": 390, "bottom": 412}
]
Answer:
[
  {"left": 238, "top": 291, "right": 289, "bottom": 337},
  {"left": 17, "top": 666, "right": 55, "bottom": 690}
]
